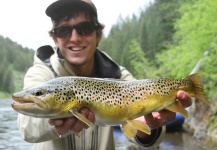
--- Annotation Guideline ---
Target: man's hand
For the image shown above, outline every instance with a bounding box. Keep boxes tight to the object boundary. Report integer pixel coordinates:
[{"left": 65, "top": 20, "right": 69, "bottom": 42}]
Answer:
[
  {"left": 136, "top": 90, "right": 192, "bottom": 139},
  {"left": 48, "top": 108, "right": 94, "bottom": 136}
]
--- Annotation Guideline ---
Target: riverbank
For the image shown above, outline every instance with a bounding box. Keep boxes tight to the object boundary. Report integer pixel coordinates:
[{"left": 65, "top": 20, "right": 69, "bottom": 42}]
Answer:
[{"left": 183, "top": 97, "right": 217, "bottom": 149}]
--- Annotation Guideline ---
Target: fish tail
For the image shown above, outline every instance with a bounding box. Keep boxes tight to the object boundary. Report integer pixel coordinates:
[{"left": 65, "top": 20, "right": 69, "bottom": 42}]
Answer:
[{"left": 186, "top": 73, "right": 209, "bottom": 104}]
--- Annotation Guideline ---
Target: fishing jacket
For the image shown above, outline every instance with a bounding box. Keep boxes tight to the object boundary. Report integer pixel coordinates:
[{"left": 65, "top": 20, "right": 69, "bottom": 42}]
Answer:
[{"left": 17, "top": 45, "right": 165, "bottom": 150}]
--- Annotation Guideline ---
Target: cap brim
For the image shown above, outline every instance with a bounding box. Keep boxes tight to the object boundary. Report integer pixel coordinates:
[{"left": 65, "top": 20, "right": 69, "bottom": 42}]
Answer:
[{"left": 46, "top": 0, "right": 97, "bottom": 19}]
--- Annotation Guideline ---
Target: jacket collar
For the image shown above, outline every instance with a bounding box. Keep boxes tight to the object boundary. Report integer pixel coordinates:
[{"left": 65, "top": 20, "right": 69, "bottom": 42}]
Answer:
[
  {"left": 91, "top": 50, "right": 121, "bottom": 79},
  {"left": 36, "top": 45, "right": 121, "bottom": 79}
]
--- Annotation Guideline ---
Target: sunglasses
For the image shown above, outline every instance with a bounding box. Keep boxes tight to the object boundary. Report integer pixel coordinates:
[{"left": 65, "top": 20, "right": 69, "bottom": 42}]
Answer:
[{"left": 52, "top": 21, "right": 98, "bottom": 38}]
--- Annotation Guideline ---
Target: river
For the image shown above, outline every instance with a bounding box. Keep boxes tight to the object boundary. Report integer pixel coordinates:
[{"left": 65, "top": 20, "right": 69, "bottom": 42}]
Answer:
[{"left": 0, "top": 99, "right": 209, "bottom": 150}]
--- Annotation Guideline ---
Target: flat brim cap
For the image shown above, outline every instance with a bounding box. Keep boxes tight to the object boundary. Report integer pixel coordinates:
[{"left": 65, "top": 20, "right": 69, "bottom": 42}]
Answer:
[{"left": 46, "top": 0, "right": 97, "bottom": 19}]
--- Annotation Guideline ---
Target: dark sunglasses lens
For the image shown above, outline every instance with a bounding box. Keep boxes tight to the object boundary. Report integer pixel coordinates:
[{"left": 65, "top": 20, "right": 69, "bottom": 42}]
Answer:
[
  {"left": 53, "top": 22, "right": 96, "bottom": 38},
  {"left": 54, "top": 26, "right": 72, "bottom": 38},
  {"left": 76, "top": 22, "right": 95, "bottom": 35}
]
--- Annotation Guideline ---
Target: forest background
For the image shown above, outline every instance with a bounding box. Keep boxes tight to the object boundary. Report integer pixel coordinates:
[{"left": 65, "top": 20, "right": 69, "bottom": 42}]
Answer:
[{"left": 0, "top": 0, "right": 216, "bottom": 105}]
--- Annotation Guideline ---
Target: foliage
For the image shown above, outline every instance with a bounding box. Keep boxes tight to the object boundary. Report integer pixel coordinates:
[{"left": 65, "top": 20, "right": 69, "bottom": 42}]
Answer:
[
  {"left": 99, "top": 0, "right": 217, "bottom": 104},
  {"left": 155, "top": 0, "right": 217, "bottom": 101},
  {"left": 128, "top": 39, "right": 150, "bottom": 79},
  {"left": 99, "top": 0, "right": 183, "bottom": 76},
  {"left": 100, "top": 15, "right": 140, "bottom": 67},
  {"left": 138, "top": 0, "right": 183, "bottom": 63},
  {"left": 200, "top": 42, "right": 217, "bottom": 100},
  {"left": 1, "top": 0, "right": 216, "bottom": 105},
  {"left": 0, "top": 35, "right": 34, "bottom": 94}
]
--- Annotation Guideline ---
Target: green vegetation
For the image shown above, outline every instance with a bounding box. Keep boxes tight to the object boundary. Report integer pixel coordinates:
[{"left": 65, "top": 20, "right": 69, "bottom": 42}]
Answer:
[
  {"left": 1, "top": 0, "right": 216, "bottom": 106},
  {"left": 0, "top": 35, "right": 34, "bottom": 98},
  {"left": 0, "top": 0, "right": 215, "bottom": 145},
  {"left": 128, "top": 39, "right": 151, "bottom": 79},
  {"left": 99, "top": 0, "right": 217, "bottom": 104}
]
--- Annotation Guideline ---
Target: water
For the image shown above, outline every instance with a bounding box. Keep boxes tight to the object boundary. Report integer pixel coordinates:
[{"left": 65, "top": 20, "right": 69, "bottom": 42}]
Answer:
[
  {"left": 0, "top": 99, "right": 209, "bottom": 150},
  {"left": 0, "top": 99, "right": 33, "bottom": 150}
]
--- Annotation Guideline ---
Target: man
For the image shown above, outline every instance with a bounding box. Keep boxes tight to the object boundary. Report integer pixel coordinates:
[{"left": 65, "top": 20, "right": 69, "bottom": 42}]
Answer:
[{"left": 17, "top": 0, "right": 192, "bottom": 149}]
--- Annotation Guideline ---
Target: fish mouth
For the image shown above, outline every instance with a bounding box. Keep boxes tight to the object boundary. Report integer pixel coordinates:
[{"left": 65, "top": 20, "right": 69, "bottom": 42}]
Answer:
[
  {"left": 11, "top": 95, "right": 72, "bottom": 119},
  {"left": 11, "top": 95, "right": 48, "bottom": 109},
  {"left": 11, "top": 94, "right": 57, "bottom": 118},
  {"left": 12, "top": 95, "right": 34, "bottom": 103}
]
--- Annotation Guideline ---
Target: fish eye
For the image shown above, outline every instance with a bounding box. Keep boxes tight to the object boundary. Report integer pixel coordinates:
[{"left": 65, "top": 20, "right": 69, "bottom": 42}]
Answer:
[{"left": 34, "top": 90, "right": 44, "bottom": 96}]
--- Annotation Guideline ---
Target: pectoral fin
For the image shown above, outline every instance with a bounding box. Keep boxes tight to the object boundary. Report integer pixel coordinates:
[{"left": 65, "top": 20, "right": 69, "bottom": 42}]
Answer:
[
  {"left": 121, "top": 120, "right": 151, "bottom": 139},
  {"left": 166, "top": 101, "right": 188, "bottom": 118},
  {"left": 69, "top": 109, "right": 95, "bottom": 130}
]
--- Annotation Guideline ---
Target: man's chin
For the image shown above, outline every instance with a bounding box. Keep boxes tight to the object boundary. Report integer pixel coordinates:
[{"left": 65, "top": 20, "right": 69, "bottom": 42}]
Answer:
[{"left": 66, "top": 59, "right": 87, "bottom": 66}]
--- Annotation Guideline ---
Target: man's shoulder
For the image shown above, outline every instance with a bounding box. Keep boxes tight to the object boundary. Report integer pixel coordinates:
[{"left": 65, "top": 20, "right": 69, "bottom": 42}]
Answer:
[
  {"left": 25, "top": 45, "right": 57, "bottom": 80},
  {"left": 36, "top": 45, "right": 55, "bottom": 62}
]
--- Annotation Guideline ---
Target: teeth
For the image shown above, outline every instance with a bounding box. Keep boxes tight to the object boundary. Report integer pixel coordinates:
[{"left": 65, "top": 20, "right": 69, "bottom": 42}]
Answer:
[{"left": 69, "top": 47, "right": 83, "bottom": 51}]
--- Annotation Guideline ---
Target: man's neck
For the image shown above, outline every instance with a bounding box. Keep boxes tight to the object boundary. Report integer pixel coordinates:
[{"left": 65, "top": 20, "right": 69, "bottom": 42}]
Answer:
[{"left": 69, "top": 61, "right": 95, "bottom": 77}]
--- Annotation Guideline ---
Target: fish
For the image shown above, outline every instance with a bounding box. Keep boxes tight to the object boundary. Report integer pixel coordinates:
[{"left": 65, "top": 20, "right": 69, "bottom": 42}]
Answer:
[{"left": 11, "top": 73, "right": 209, "bottom": 139}]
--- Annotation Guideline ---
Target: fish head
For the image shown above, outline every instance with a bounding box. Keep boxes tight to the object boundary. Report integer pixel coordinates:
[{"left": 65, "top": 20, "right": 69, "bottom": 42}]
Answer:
[{"left": 11, "top": 78, "right": 77, "bottom": 118}]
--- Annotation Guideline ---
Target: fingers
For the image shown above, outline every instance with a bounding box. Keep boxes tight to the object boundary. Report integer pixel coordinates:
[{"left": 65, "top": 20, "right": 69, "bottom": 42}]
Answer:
[
  {"left": 71, "top": 108, "right": 94, "bottom": 132},
  {"left": 55, "top": 117, "right": 76, "bottom": 135},
  {"left": 48, "top": 108, "right": 95, "bottom": 136},
  {"left": 144, "top": 110, "right": 176, "bottom": 129},
  {"left": 177, "top": 90, "right": 192, "bottom": 108},
  {"left": 48, "top": 118, "right": 64, "bottom": 126}
]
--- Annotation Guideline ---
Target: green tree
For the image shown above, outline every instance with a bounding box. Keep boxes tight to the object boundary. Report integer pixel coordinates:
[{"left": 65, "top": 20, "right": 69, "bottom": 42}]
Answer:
[
  {"left": 156, "top": 0, "right": 217, "bottom": 75},
  {"left": 138, "top": 0, "right": 183, "bottom": 63},
  {"left": 0, "top": 35, "right": 34, "bottom": 94},
  {"left": 100, "top": 0, "right": 183, "bottom": 74},
  {"left": 128, "top": 39, "right": 150, "bottom": 79},
  {"left": 2, "top": 66, "right": 15, "bottom": 93},
  {"left": 200, "top": 41, "right": 217, "bottom": 100},
  {"left": 156, "top": 0, "right": 217, "bottom": 100},
  {"left": 0, "top": 57, "right": 9, "bottom": 91}
]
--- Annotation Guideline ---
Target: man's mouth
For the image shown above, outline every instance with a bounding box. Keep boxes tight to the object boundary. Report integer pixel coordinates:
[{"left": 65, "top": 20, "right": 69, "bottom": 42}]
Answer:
[{"left": 68, "top": 47, "right": 85, "bottom": 51}]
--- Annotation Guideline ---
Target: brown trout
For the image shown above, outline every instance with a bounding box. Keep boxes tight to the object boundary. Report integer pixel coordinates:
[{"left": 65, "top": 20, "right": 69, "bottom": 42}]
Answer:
[{"left": 11, "top": 73, "right": 209, "bottom": 139}]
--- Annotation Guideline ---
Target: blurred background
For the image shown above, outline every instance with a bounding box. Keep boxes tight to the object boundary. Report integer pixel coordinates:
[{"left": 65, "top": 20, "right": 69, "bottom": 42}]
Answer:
[{"left": 0, "top": 0, "right": 216, "bottom": 149}]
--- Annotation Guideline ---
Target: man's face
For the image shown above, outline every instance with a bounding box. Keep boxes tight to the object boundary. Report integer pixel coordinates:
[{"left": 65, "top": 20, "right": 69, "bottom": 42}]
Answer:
[{"left": 53, "top": 12, "right": 102, "bottom": 68}]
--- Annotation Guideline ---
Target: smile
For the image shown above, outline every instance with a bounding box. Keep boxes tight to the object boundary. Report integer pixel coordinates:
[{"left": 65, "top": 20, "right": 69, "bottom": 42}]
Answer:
[{"left": 69, "top": 46, "right": 85, "bottom": 51}]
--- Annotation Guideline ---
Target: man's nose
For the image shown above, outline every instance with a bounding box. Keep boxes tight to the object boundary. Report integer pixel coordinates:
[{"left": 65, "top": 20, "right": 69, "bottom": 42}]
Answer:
[{"left": 70, "top": 29, "right": 81, "bottom": 42}]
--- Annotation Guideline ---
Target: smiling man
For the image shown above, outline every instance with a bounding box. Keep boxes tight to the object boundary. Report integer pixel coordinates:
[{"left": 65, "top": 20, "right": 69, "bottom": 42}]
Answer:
[{"left": 16, "top": 0, "right": 192, "bottom": 150}]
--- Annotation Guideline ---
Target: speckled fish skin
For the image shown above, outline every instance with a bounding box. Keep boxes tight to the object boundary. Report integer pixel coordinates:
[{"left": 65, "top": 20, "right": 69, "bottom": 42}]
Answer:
[{"left": 11, "top": 73, "right": 209, "bottom": 138}]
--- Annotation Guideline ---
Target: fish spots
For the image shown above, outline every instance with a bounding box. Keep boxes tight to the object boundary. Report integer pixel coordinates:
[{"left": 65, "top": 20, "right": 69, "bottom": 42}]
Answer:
[
  {"left": 47, "top": 76, "right": 189, "bottom": 108},
  {"left": 152, "top": 78, "right": 183, "bottom": 96},
  {"left": 70, "top": 78, "right": 125, "bottom": 107},
  {"left": 50, "top": 84, "right": 76, "bottom": 104}
]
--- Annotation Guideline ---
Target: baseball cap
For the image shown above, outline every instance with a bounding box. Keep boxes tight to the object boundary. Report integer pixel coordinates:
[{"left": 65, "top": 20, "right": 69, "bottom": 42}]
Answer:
[{"left": 46, "top": 0, "right": 97, "bottom": 19}]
